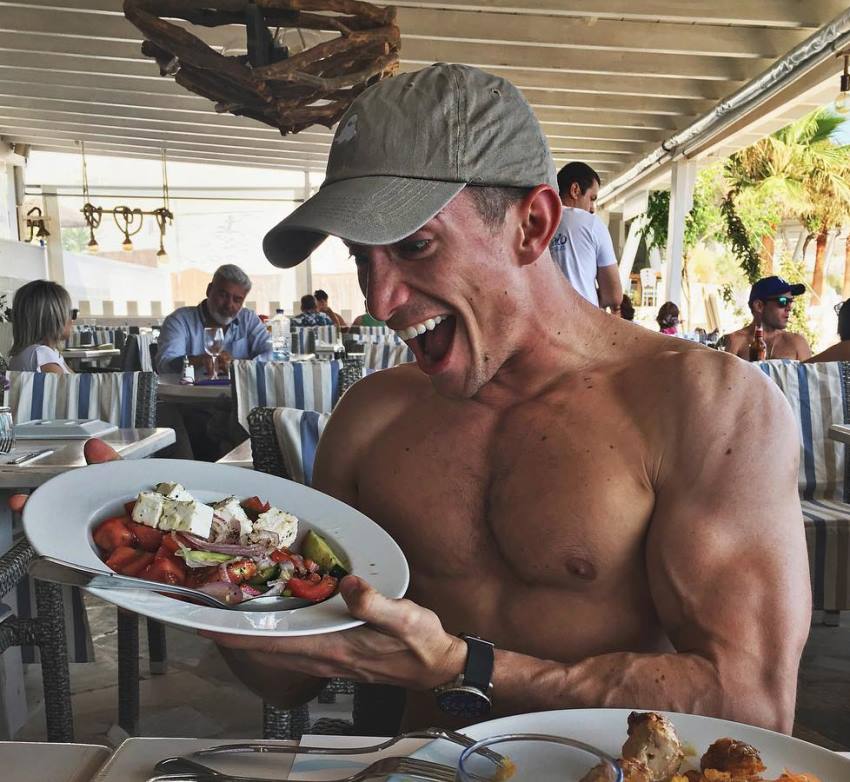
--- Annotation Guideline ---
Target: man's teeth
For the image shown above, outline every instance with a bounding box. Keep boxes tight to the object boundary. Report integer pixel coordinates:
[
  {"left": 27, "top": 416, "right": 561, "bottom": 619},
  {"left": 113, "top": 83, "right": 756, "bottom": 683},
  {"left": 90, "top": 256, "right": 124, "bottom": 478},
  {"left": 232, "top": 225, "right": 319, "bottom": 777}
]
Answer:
[{"left": 395, "top": 315, "right": 446, "bottom": 341}]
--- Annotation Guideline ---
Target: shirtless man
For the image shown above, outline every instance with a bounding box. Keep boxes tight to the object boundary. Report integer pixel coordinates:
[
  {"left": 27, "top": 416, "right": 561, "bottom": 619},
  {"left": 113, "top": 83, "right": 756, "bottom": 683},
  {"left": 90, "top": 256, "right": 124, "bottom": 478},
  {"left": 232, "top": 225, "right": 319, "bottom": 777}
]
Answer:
[
  {"left": 212, "top": 66, "right": 809, "bottom": 733},
  {"left": 723, "top": 276, "right": 812, "bottom": 360}
]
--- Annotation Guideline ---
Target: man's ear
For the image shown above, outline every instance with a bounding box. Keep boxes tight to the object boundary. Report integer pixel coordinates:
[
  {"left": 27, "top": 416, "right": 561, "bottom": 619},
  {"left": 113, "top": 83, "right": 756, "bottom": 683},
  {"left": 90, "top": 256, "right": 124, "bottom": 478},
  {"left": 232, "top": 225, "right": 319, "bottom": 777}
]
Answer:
[
  {"left": 515, "top": 185, "right": 563, "bottom": 267},
  {"left": 569, "top": 182, "right": 583, "bottom": 202}
]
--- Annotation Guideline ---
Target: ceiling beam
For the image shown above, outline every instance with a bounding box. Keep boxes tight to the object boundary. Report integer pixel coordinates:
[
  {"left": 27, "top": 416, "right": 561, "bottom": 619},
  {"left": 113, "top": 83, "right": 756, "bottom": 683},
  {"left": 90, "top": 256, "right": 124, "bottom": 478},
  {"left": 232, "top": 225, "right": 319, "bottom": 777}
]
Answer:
[
  {"left": 0, "top": 25, "right": 772, "bottom": 82},
  {"left": 3, "top": 0, "right": 843, "bottom": 29},
  {"left": 0, "top": 4, "right": 811, "bottom": 60},
  {"left": 395, "top": 8, "right": 809, "bottom": 58}
]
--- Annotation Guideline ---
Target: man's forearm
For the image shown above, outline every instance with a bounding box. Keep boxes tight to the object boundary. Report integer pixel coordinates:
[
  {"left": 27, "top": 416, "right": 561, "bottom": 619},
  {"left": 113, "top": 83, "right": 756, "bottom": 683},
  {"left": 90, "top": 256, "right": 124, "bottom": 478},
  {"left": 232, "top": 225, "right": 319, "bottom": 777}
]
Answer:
[{"left": 489, "top": 648, "right": 792, "bottom": 733}]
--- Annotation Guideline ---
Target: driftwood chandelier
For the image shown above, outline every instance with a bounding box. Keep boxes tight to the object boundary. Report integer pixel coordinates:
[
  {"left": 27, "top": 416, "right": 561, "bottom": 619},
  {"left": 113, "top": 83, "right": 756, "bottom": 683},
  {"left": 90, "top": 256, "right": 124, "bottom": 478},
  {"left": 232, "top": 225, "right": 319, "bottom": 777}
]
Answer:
[{"left": 123, "top": 0, "right": 401, "bottom": 135}]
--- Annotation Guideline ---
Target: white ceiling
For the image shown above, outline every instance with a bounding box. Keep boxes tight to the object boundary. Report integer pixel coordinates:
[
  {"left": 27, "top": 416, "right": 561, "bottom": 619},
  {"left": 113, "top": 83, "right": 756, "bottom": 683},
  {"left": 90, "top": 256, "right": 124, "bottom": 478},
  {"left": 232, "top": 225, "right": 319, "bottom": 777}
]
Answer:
[{"left": 0, "top": 0, "right": 847, "bottom": 184}]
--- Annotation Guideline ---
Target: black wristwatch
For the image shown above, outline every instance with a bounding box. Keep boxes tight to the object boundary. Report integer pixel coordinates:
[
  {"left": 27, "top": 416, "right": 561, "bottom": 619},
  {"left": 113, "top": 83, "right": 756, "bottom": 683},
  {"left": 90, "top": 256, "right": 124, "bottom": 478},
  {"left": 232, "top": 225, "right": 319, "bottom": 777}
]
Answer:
[{"left": 433, "top": 634, "right": 494, "bottom": 718}]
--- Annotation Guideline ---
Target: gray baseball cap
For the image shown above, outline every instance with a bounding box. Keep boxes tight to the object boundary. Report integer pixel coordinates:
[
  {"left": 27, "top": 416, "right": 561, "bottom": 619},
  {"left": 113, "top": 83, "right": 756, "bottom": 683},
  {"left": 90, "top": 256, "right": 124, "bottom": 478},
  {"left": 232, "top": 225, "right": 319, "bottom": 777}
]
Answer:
[{"left": 263, "top": 63, "right": 557, "bottom": 268}]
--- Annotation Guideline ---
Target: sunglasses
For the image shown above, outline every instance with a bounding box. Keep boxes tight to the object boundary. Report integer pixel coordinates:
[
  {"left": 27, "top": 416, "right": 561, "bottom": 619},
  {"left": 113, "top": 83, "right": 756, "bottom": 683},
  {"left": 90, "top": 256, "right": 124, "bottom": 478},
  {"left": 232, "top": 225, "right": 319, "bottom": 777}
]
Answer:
[{"left": 765, "top": 296, "right": 794, "bottom": 308}]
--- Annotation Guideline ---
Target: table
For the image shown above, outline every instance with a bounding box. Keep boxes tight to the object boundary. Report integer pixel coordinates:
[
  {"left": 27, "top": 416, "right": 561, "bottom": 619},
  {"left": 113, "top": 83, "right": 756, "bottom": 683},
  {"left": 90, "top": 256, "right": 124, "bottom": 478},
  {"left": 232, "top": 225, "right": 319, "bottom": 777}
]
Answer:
[
  {"left": 0, "top": 427, "right": 176, "bottom": 739},
  {"left": 61, "top": 348, "right": 120, "bottom": 372},
  {"left": 157, "top": 374, "right": 232, "bottom": 402},
  {"left": 0, "top": 741, "right": 111, "bottom": 782},
  {"left": 829, "top": 423, "right": 850, "bottom": 445},
  {"left": 216, "top": 438, "right": 253, "bottom": 469}
]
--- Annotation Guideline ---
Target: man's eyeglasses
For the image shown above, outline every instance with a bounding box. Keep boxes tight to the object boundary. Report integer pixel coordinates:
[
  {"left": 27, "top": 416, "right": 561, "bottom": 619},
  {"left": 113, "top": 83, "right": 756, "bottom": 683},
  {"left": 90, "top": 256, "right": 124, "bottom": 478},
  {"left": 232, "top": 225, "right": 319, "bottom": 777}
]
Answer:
[
  {"left": 835, "top": 302, "right": 847, "bottom": 316},
  {"left": 765, "top": 296, "right": 794, "bottom": 308}
]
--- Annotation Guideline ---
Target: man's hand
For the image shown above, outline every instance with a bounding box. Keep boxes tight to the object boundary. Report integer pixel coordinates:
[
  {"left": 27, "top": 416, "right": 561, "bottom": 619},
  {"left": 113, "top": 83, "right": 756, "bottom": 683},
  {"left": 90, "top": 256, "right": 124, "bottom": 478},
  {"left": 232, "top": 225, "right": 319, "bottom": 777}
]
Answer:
[
  {"left": 9, "top": 438, "right": 120, "bottom": 512},
  {"left": 207, "top": 575, "right": 467, "bottom": 691}
]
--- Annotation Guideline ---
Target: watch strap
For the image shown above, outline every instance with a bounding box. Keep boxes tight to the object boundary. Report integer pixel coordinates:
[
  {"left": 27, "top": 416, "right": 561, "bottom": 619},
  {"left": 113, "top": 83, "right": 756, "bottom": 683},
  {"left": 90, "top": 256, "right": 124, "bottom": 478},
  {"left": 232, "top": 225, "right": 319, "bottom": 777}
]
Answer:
[{"left": 460, "top": 634, "right": 494, "bottom": 692}]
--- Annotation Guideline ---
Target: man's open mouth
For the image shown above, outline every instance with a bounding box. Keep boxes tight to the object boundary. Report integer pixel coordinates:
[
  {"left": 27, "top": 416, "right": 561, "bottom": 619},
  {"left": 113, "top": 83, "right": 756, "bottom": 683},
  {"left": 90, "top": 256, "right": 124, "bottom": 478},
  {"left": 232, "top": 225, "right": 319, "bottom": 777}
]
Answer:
[{"left": 394, "top": 314, "right": 456, "bottom": 372}]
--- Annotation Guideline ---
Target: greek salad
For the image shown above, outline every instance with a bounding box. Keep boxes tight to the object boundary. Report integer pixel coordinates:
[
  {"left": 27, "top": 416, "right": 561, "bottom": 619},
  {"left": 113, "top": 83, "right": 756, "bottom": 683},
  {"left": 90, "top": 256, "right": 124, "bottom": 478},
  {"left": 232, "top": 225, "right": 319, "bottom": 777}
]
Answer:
[{"left": 91, "top": 482, "right": 348, "bottom": 606}]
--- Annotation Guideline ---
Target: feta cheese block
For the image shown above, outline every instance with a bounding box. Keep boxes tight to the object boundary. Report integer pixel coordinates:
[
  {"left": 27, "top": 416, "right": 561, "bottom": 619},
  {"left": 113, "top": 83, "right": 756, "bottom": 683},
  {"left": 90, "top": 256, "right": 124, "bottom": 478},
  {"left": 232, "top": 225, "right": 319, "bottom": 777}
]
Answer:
[
  {"left": 213, "top": 496, "right": 253, "bottom": 538},
  {"left": 252, "top": 507, "right": 298, "bottom": 548},
  {"left": 159, "top": 498, "right": 214, "bottom": 538},
  {"left": 155, "top": 482, "right": 195, "bottom": 503},
  {"left": 132, "top": 491, "right": 166, "bottom": 528}
]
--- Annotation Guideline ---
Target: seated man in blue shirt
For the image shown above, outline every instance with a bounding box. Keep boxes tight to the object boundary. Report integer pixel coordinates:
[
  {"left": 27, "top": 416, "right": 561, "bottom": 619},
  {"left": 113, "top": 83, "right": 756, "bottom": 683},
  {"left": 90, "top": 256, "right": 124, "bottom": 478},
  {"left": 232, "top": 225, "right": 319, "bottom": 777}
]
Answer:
[
  {"left": 291, "top": 294, "right": 334, "bottom": 327},
  {"left": 156, "top": 264, "right": 271, "bottom": 375}
]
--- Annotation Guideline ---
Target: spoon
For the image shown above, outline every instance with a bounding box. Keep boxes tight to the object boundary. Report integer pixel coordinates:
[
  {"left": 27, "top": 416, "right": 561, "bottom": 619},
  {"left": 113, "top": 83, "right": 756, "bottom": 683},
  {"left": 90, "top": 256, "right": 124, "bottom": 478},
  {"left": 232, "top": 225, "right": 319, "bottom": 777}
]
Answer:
[{"left": 28, "top": 556, "right": 314, "bottom": 611}]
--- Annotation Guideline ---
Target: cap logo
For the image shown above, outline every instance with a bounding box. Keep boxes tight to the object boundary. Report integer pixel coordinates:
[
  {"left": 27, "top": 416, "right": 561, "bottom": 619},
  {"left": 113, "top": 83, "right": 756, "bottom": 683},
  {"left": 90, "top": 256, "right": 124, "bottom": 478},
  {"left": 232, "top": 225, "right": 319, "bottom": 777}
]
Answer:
[{"left": 335, "top": 114, "right": 358, "bottom": 144}]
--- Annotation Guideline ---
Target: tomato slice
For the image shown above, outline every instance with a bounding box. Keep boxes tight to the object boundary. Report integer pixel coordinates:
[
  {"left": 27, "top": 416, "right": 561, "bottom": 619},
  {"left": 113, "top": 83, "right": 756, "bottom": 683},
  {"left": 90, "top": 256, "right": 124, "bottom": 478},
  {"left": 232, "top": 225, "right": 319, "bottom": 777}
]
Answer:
[
  {"left": 143, "top": 556, "right": 187, "bottom": 586},
  {"left": 225, "top": 559, "right": 258, "bottom": 584},
  {"left": 106, "top": 546, "right": 154, "bottom": 577},
  {"left": 128, "top": 522, "right": 163, "bottom": 552},
  {"left": 241, "top": 496, "right": 270, "bottom": 518},
  {"left": 93, "top": 516, "right": 135, "bottom": 553},
  {"left": 286, "top": 575, "right": 338, "bottom": 602}
]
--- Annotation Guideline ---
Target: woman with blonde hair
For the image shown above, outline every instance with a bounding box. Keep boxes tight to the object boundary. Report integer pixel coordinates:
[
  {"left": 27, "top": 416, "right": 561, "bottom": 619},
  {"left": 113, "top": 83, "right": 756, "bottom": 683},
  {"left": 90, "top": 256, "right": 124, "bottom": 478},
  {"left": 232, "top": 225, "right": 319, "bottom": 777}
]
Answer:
[{"left": 8, "top": 280, "right": 74, "bottom": 374}]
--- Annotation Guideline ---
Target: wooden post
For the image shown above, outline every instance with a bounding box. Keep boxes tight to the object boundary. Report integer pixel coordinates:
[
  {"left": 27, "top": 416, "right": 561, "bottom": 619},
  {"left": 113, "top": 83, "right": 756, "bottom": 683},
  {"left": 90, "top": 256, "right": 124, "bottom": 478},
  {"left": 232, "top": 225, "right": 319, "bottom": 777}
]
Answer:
[{"left": 41, "top": 186, "right": 65, "bottom": 285}]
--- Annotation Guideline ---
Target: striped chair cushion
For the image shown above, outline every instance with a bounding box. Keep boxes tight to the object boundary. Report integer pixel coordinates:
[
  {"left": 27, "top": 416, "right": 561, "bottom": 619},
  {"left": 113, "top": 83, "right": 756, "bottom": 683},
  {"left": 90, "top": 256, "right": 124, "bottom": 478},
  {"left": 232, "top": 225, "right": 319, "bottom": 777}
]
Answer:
[
  {"left": 272, "top": 407, "right": 330, "bottom": 486},
  {"left": 362, "top": 341, "right": 415, "bottom": 370},
  {"left": 350, "top": 326, "right": 404, "bottom": 345},
  {"left": 4, "top": 370, "right": 147, "bottom": 427},
  {"left": 291, "top": 326, "right": 339, "bottom": 354},
  {"left": 801, "top": 499, "right": 850, "bottom": 611},
  {"left": 756, "top": 360, "right": 848, "bottom": 500},
  {"left": 232, "top": 359, "right": 342, "bottom": 432}
]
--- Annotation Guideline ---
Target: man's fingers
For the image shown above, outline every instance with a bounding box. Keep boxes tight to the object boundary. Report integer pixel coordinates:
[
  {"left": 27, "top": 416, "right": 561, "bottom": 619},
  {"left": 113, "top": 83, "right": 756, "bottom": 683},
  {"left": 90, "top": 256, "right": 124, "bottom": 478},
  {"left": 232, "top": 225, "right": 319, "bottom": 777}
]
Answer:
[
  {"left": 8, "top": 494, "right": 29, "bottom": 513},
  {"left": 83, "top": 438, "right": 121, "bottom": 465},
  {"left": 340, "top": 575, "right": 419, "bottom": 636}
]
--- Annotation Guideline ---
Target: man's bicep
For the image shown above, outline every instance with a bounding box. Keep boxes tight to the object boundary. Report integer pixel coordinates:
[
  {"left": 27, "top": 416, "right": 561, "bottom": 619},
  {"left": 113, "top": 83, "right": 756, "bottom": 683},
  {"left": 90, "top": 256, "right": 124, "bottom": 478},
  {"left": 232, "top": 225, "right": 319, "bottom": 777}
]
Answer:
[{"left": 645, "top": 380, "right": 809, "bottom": 717}]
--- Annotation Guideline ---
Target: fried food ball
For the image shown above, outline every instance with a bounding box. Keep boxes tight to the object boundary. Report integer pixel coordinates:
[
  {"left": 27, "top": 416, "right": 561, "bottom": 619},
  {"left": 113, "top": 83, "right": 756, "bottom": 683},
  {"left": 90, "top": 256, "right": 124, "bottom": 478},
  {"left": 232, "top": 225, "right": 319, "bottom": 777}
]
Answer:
[
  {"left": 700, "top": 738, "right": 766, "bottom": 780},
  {"left": 622, "top": 711, "right": 686, "bottom": 782}
]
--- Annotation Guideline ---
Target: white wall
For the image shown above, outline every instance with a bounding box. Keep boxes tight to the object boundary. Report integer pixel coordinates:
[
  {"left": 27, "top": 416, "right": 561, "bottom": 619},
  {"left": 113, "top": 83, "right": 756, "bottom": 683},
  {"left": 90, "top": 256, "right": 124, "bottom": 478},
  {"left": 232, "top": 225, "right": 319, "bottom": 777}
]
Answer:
[
  {"left": 62, "top": 251, "right": 173, "bottom": 316},
  {"left": 0, "top": 237, "right": 47, "bottom": 293}
]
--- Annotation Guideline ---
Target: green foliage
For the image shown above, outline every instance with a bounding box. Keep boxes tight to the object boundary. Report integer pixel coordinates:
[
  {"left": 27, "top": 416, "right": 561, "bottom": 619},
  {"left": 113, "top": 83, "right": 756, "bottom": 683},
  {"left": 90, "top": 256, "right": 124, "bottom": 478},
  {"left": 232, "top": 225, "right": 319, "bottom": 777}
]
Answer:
[
  {"left": 776, "top": 254, "right": 818, "bottom": 347},
  {"left": 720, "top": 194, "right": 761, "bottom": 284},
  {"left": 639, "top": 165, "right": 724, "bottom": 255},
  {"left": 61, "top": 226, "right": 91, "bottom": 254}
]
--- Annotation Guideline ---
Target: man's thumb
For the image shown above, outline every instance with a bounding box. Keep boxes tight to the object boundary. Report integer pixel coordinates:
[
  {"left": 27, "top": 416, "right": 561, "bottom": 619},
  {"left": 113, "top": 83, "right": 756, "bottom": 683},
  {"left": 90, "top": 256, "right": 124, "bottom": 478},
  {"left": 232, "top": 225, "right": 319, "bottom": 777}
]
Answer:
[{"left": 83, "top": 438, "right": 121, "bottom": 465}]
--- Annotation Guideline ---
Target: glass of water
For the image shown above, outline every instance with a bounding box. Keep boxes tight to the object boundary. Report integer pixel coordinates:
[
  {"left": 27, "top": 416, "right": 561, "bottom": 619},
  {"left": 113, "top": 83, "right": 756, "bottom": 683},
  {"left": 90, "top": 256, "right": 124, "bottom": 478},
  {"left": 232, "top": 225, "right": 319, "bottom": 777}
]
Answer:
[
  {"left": 0, "top": 406, "right": 14, "bottom": 455},
  {"left": 203, "top": 326, "right": 224, "bottom": 378},
  {"left": 456, "top": 733, "right": 622, "bottom": 782}
]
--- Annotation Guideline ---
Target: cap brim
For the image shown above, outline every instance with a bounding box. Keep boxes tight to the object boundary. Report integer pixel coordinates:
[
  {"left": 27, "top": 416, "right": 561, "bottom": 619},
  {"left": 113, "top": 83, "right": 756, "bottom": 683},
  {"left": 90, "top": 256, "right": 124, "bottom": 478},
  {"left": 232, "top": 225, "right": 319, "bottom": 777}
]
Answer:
[
  {"left": 788, "top": 283, "right": 806, "bottom": 296},
  {"left": 263, "top": 176, "right": 466, "bottom": 268}
]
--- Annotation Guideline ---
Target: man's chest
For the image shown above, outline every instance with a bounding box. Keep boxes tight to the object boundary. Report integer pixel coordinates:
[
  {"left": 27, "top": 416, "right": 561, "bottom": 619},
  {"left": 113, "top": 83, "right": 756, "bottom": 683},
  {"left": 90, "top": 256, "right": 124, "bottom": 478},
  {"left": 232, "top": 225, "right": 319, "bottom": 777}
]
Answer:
[{"left": 355, "top": 402, "right": 655, "bottom": 589}]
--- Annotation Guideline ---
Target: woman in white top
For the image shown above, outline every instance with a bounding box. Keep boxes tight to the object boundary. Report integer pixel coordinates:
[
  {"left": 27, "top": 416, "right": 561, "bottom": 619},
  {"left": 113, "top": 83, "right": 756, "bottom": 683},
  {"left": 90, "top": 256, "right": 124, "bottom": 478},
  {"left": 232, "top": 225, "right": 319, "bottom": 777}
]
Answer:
[{"left": 8, "top": 280, "right": 74, "bottom": 374}]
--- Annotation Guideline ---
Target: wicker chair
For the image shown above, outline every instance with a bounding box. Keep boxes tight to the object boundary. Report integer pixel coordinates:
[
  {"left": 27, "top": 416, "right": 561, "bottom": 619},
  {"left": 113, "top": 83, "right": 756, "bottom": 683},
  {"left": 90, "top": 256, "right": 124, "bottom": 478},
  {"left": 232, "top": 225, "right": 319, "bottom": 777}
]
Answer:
[
  {"left": 0, "top": 539, "right": 73, "bottom": 741},
  {"left": 247, "top": 394, "right": 404, "bottom": 739},
  {"left": 4, "top": 371, "right": 164, "bottom": 738}
]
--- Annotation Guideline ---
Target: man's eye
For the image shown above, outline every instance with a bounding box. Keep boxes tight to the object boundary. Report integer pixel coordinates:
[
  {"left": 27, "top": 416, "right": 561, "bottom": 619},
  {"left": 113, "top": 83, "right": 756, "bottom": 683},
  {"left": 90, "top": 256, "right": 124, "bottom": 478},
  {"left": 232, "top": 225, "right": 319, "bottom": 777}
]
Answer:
[{"left": 399, "top": 239, "right": 431, "bottom": 255}]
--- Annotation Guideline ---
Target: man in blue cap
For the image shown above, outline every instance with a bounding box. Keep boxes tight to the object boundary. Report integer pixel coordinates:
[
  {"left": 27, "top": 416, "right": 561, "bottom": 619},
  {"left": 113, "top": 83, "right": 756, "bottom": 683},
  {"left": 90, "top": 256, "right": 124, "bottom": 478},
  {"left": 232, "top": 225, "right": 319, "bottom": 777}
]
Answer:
[{"left": 723, "top": 276, "right": 811, "bottom": 360}]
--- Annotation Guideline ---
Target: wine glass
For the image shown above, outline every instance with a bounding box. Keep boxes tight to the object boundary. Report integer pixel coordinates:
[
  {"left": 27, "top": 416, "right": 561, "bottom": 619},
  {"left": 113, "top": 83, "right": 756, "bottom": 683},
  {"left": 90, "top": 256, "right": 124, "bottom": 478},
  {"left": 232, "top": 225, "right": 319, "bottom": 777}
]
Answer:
[
  {"left": 203, "top": 326, "right": 224, "bottom": 378},
  {"left": 456, "top": 733, "right": 622, "bottom": 782}
]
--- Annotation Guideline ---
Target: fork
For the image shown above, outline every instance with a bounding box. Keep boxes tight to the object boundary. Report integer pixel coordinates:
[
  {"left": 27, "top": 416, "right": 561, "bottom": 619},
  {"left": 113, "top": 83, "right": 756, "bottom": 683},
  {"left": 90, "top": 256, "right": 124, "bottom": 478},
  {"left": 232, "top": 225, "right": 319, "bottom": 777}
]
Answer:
[
  {"left": 188, "top": 727, "right": 502, "bottom": 763},
  {"left": 149, "top": 753, "right": 456, "bottom": 781}
]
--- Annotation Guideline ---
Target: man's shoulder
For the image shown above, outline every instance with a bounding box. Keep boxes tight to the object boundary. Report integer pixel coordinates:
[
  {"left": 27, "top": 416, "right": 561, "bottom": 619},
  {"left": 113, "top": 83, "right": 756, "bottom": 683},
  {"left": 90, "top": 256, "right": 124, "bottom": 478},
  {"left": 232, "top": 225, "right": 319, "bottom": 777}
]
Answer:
[{"left": 161, "top": 305, "right": 198, "bottom": 328}]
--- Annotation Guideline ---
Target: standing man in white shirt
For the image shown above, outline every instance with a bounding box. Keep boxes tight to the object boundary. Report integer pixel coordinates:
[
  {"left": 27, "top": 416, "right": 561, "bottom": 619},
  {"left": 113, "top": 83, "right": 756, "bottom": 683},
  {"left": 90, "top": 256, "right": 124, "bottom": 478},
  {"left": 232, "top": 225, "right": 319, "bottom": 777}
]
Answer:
[{"left": 550, "top": 162, "right": 622, "bottom": 313}]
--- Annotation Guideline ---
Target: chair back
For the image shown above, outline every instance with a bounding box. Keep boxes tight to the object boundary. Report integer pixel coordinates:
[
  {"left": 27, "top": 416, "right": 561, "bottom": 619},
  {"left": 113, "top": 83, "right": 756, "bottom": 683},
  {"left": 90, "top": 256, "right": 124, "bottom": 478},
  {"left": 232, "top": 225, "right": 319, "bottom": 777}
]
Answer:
[
  {"left": 756, "top": 360, "right": 850, "bottom": 500},
  {"left": 362, "top": 341, "right": 415, "bottom": 370},
  {"left": 231, "top": 359, "right": 343, "bottom": 432},
  {"left": 3, "top": 370, "right": 157, "bottom": 428},
  {"left": 291, "top": 325, "right": 339, "bottom": 354},
  {"left": 248, "top": 407, "right": 329, "bottom": 485}
]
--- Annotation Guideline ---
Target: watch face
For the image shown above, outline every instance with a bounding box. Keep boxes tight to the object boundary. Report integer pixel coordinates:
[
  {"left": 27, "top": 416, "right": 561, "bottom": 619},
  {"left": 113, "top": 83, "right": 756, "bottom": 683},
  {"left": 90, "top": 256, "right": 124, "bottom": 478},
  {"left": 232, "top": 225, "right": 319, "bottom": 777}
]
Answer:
[{"left": 435, "top": 685, "right": 491, "bottom": 718}]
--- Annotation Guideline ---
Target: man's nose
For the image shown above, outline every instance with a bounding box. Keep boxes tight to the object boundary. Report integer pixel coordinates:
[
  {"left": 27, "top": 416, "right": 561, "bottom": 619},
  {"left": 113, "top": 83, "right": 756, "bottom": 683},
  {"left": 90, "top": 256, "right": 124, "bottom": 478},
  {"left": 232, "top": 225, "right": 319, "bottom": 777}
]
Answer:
[{"left": 363, "top": 254, "right": 410, "bottom": 322}]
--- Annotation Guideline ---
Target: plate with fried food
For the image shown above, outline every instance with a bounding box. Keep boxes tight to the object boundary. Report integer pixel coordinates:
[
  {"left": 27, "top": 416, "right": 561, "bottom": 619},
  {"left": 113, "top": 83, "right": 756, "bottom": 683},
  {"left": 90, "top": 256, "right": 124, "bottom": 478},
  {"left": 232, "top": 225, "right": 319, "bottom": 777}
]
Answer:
[{"left": 409, "top": 709, "right": 847, "bottom": 781}]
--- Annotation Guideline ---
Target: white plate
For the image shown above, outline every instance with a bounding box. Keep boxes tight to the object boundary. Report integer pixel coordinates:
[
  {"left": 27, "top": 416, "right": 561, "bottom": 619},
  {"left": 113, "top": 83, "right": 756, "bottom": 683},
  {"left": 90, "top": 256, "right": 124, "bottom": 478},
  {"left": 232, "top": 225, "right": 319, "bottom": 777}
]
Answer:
[
  {"left": 411, "top": 709, "right": 850, "bottom": 781},
  {"left": 23, "top": 459, "right": 409, "bottom": 637}
]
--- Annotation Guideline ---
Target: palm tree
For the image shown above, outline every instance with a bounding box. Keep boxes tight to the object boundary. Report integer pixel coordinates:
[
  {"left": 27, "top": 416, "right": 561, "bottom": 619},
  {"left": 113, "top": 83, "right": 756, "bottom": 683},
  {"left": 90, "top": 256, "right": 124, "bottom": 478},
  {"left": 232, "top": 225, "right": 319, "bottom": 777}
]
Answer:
[{"left": 723, "top": 109, "right": 850, "bottom": 292}]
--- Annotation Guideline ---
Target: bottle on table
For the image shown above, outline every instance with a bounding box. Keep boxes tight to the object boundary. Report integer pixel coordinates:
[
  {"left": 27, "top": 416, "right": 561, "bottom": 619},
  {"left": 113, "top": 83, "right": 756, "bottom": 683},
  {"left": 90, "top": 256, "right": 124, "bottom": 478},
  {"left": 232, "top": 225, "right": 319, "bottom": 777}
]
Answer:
[
  {"left": 181, "top": 355, "right": 195, "bottom": 384},
  {"left": 748, "top": 325, "right": 767, "bottom": 362},
  {"left": 268, "top": 309, "right": 291, "bottom": 361}
]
